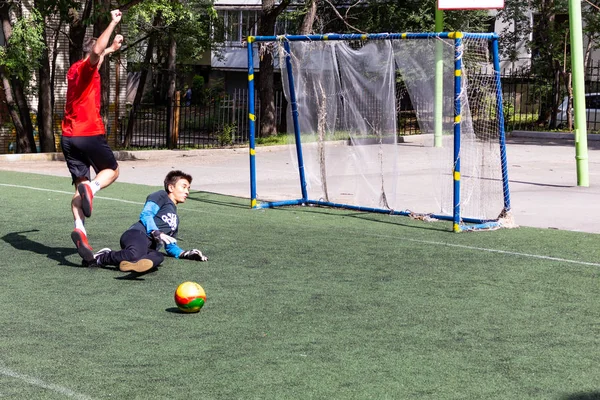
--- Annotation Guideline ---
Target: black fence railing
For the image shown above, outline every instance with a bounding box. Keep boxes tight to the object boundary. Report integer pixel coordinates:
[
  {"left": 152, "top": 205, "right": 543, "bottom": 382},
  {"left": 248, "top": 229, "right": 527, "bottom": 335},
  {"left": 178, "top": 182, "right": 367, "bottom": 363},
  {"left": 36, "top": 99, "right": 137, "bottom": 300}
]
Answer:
[
  {"left": 4, "top": 66, "right": 600, "bottom": 154},
  {"left": 502, "top": 62, "right": 600, "bottom": 132},
  {"left": 117, "top": 89, "right": 286, "bottom": 149},
  {"left": 115, "top": 67, "right": 600, "bottom": 150}
]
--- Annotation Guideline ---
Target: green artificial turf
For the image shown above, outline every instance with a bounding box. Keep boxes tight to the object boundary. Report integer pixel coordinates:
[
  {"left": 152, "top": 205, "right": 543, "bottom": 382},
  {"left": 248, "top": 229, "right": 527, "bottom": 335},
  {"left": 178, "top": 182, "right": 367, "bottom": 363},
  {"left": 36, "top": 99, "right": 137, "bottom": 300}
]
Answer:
[{"left": 0, "top": 170, "right": 599, "bottom": 399}]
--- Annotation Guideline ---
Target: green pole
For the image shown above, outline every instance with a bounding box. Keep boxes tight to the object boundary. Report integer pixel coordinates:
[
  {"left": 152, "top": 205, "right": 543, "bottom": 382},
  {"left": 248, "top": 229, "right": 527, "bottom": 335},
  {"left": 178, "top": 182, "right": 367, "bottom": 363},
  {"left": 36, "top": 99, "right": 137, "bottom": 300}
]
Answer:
[
  {"left": 434, "top": 7, "right": 444, "bottom": 147},
  {"left": 569, "top": 0, "right": 589, "bottom": 186}
]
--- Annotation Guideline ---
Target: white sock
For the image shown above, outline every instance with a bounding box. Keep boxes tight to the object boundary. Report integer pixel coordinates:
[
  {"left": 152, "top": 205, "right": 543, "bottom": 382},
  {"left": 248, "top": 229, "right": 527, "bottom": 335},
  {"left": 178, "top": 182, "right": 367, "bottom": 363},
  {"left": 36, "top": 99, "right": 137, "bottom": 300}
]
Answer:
[
  {"left": 75, "top": 220, "right": 87, "bottom": 235},
  {"left": 89, "top": 180, "right": 101, "bottom": 195}
]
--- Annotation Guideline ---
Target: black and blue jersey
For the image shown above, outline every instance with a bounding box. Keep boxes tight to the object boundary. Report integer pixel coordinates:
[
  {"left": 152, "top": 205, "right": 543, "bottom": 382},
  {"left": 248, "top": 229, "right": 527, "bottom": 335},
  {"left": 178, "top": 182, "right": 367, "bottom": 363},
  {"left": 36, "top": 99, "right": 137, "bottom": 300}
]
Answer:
[{"left": 129, "top": 190, "right": 184, "bottom": 257}]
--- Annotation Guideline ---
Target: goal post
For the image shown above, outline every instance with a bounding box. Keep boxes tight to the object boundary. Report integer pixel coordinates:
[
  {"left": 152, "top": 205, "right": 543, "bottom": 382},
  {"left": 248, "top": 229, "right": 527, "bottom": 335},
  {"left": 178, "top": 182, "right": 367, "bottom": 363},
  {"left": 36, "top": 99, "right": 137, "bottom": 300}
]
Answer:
[{"left": 246, "top": 32, "right": 513, "bottom": 232}]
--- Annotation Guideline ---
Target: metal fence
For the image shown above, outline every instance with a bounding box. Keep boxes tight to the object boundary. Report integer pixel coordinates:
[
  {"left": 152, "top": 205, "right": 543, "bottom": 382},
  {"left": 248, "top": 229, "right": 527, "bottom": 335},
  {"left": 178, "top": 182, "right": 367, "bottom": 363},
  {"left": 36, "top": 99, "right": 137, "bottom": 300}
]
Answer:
[
  {"left": 4, "top": 66, "right": 600, "bottom": 154},
  {"left": 116, "top": 89, "right": 286, "bottom": 149},
  {"left": 115, "top": 66, "right": 600, "bottom": 150},
  {"left": 502, "top": 62, "right": 600, "bottom": 132}
]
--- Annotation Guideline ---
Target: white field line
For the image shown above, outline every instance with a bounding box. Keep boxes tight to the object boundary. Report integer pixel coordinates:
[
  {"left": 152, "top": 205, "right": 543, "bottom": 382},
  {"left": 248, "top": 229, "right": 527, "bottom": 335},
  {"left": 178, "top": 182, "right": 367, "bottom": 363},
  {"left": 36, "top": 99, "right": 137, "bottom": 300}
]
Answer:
[
  {"left": 364, "top": 233, "right": 600, "bottom": 267},
  {"left": 2, "top": 183, "right": 599, "bottom": 268},
  {"left": 0, "top": 365, "right": 93, "bottom": 400},
  {"left": 0, "top": 183, "right": 142, "bottom": 205}
]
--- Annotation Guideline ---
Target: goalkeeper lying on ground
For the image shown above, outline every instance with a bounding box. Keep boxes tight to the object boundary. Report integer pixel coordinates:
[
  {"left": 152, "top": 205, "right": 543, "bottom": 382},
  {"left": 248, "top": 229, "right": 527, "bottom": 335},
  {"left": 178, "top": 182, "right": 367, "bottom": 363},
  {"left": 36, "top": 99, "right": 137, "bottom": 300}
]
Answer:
[{"left": 78, "top": 170, "right": 208, "bottom": 273}]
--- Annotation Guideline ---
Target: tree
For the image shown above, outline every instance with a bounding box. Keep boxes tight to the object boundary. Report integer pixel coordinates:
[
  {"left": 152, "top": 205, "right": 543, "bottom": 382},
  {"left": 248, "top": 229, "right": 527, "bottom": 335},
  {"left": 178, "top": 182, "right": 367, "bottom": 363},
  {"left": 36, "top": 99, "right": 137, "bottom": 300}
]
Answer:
[
  {"left": 582, "top": 1, "right": 600, "bottom": 70},
  {"left": 0, "top": 2, "right": 44, "bottom": 153},
  {"left": 257, "top": 0, "right": 291, "bottom": 137},
  {"left": 122, "top": 0, "right": 215, "bottom": 146},
  {"left": 497, "top": 0, "right": 570, "bottom": 128},
  {"left": 123, "top": 14, "right": 161, "bottom": 147},
  {"left": 296, "top": 0, "right": 491, "bottom": 35},
  {"left": 67, "top": 0, "right": 93, "bottom": 66},
  {"left": 33, "top": 0, "right": 79, "bottom": 152}
]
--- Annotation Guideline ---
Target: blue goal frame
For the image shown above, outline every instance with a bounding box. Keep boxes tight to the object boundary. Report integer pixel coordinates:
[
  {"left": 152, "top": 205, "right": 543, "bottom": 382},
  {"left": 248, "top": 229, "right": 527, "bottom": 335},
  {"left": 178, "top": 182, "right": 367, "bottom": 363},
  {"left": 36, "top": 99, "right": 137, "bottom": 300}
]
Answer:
[{"left": 246, "top": 32, "right": 511, "bottom": 232}]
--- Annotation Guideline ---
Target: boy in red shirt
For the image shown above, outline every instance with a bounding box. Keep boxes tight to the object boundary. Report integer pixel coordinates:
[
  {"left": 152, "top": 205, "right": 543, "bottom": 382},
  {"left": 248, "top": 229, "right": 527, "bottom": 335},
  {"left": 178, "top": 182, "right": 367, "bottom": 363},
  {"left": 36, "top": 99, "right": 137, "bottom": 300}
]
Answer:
[{"left": 62, "top": 9, "right": 123, "bottom": 262}]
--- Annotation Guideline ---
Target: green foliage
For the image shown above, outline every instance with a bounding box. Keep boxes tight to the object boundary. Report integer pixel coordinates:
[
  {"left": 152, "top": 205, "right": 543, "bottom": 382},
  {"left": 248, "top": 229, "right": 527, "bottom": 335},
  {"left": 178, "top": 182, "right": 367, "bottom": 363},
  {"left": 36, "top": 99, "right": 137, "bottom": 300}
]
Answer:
[
  {"left": 255, "top": 132, "right": 288, "bottom": 146},
  {"left": 503, "top": 98, "right": 515, "bottom": 126},
  {"left": 196, "top": 77, "right": 225, "bottom": 106},
  {"left": 334, "top": 0, "right": 491, "bottom": 34},
  {"left": 191, "top": 74, "right": 205, "bottom": 103},
  {"left": 125, "top": 0, "right": 216, "bottom": 62},
  {"left": 582, "top": 1, "right": 600, "bottom": 60},
  {"left": 218, "top": 122, "right": 236, "bottom": 145},
  {"left": 0, "top": 9, "right": 45, "bottom": 84},
  {"left": 192, "top": 75, "right": 205, "bottom": 89},
  {"left": 34, "top": 0, "right": 80, "bottom": 19},
  {"left": 497, "top": 0, "right": 570, "bottom": 72}
]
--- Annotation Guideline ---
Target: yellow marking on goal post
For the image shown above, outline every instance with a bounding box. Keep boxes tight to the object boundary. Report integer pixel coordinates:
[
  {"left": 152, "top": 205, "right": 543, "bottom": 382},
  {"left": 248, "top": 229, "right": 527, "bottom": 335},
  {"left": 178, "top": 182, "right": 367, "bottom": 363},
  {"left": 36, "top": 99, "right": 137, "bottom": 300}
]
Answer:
[
  {"left": 454, "top": 115, "right": 461, "bottom": 123},
  {"left": 248, "top": 74, "right": 254, "bottom": 82},
  {"left": 250, "top": 148, "right": 256, "bottom": 156},
  {"left": 361, "top": 34, "right": 367, "bottom": 40},
  {"left": 448, "top": 32, "right": 463, "bottom": 39},
  {"left": 249, "top": 113, "right": 256, "bottom": 121},
  {"left": 247, "top": 36, "right": 255, "bottom": 43},
  {"left": 455, "top": 69, "right": 462, "bottom": 77},
  {"left": 402, "top": 33, "right": 407, "bottom": 39},
  {"left": 324, "top": 35, "right": 329, "bottom": 40},
  {"left": 453, "top": 223, "right": 461, "bottom": 232},
  {"left": 454, "top": 171, "right": 460, "bottom": 181},
  {"left": 251, "top": 199, "right": 257, "bottom": 208}
]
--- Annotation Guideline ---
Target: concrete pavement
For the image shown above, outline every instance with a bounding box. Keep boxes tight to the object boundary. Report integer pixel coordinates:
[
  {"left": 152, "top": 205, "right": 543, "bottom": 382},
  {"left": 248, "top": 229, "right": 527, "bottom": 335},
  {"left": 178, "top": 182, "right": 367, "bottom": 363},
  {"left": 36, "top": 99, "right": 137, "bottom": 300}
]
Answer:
[{"left": 1, "top": 132, "right": 599, "bottom": 234}]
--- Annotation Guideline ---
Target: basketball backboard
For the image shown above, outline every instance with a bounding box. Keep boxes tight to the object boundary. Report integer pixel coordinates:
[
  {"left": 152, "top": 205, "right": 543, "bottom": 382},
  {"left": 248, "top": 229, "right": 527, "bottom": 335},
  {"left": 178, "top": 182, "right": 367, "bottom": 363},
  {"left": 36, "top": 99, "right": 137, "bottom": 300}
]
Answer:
[{"left": 438, "top": 0, "right": 504, "bottom": 10}]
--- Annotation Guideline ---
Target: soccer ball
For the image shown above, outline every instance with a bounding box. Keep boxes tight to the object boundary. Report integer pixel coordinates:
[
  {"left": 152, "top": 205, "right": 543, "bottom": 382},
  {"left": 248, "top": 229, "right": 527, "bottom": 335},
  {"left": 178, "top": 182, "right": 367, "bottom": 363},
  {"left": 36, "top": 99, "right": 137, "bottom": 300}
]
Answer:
[{"left": 174, "top": 281, "right": 206, "bottom": 313}]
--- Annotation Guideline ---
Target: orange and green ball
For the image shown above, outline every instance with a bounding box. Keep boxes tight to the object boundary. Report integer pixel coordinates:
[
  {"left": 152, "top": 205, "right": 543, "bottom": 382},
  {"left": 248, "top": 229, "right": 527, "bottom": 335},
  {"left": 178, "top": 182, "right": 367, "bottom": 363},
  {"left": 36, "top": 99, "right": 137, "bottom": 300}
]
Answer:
[{"left": 174, "top": 281, "right": 206, "bottom": 313}]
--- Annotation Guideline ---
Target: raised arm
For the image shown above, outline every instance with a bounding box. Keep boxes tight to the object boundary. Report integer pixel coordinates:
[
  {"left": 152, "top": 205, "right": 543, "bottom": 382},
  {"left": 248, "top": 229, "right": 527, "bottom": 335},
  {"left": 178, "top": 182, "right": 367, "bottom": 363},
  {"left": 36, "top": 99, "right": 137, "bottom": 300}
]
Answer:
[
  {"left": 89, "top": 9, "right": 122, "bottom": 66},
  {"left": 103, "top": 34, "right": 124, "bottom": 57}
]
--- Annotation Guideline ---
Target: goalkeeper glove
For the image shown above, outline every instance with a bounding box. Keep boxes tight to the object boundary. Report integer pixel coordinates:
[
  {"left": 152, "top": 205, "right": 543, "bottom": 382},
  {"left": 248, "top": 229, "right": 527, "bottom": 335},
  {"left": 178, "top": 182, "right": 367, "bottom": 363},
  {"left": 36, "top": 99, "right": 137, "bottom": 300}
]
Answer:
[
  {"left": 151, "top": 230, "right": 177, "bottom": 250},
  {"left": 180, "top": 249, "right": 208, "bottom": 262}
]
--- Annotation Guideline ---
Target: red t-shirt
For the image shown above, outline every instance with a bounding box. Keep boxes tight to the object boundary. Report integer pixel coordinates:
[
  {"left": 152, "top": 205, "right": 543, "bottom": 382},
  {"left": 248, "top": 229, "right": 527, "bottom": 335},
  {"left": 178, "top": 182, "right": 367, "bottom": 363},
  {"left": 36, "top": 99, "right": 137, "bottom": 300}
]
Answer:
[{"left": 61, "top": 58, "right": 105, "bottom": 137}]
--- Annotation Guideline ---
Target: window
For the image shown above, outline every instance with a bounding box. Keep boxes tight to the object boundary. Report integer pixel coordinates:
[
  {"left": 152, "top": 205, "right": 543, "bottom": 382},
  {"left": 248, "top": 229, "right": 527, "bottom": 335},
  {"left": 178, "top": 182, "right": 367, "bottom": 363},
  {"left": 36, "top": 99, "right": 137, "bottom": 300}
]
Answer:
[{"left": 216, "top": 10, "right": 259, "bottom": 44}]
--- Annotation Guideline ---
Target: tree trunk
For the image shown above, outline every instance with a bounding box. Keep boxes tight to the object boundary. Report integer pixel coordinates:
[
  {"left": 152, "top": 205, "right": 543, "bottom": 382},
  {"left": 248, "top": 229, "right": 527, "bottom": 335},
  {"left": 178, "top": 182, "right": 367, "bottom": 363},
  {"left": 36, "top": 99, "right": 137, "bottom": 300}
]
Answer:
[
  {"left": 36, "top": 10, "right": 56, "bottom": 152},
  {"left": 50, "top": 20, "right": 62, "bottom": 108},
  {"left": 0, "top": 69, "right": 30, "bottom": 153},
  {"left": 0, "top": 2, "right": 36, "bottom": 153},
  {"left": 68, "top": 0, "right": 93, "bottom": 65},
  {"left": 257, "top": 48, "right": 276, "bottom": 137},
  {"left": 124, "top": 15, "right": 160, "bottom": 147},
  {"left": 12, "top": 78, "right": 36, "bottom": 152},
  {"left": 257, "top": 0, "right": 290, "bottom": 137},
  {"left": 298, "top": 0, "right": 317, "bottom": 35},
  {"left": 166, "top": 32, "right": 177, "bottom": 148}
]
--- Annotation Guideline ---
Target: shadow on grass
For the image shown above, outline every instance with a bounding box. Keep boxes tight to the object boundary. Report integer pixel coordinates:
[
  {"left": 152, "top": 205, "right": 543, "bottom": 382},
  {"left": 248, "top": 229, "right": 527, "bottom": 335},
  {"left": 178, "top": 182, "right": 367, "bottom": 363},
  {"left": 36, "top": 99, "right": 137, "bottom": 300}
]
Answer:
[
  {"left": 2, "top": 231, "right": 160, "bottom": 278},
  {"left": 165, "top": 307, "right": 203, "bottom": 314},
  {"left": 186, "top": 191, "right": 249, "bottom": 209},
  {"left": 2, "top": 230, "right": 81, "bottom": 267},
  {"left": 268, "top": 205, "right": 450, "bottom": 232},
  {"left": 113, "top": 267, "right": 158, "bottom": 281},
  {"left": 88, "top": 263, "right": 158, "bottom": 280},
  {"left": 560, "top": 392, "right": 600, "bottom": 400}
]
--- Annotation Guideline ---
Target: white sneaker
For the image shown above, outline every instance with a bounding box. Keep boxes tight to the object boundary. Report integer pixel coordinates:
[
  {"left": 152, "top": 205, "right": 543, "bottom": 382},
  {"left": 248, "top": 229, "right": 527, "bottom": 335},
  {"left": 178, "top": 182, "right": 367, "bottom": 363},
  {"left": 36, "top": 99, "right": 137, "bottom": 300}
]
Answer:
[{"left": 93, "top": 248, "right": 111, "bottom": 266}]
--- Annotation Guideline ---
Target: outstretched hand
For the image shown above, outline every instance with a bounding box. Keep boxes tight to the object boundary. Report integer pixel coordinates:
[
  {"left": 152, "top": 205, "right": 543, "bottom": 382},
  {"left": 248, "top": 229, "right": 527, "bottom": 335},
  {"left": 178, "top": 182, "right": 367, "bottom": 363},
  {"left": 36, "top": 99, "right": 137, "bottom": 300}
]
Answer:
[
  {"left": 180, "top": 249, "right": 208, "bottom": 262},
  {"left": 151, "top": 230, "right": 177, "bottom": 250}
]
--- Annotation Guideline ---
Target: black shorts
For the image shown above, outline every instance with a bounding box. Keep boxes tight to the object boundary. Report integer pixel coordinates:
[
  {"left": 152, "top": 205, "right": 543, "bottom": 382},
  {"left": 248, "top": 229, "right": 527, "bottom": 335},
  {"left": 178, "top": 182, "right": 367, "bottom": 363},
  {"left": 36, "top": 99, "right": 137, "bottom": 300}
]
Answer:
[{"left": 61, "top": 135, "right": 118, "bottom": 184}]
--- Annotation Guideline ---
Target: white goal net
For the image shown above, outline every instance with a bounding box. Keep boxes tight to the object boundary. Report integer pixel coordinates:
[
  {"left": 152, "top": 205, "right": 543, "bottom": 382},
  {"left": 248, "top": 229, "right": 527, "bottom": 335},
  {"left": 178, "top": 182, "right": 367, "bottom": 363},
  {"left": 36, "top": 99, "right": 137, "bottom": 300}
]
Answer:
[{"left": 250, "top": 33, "right": 513, "bottom": 231}]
